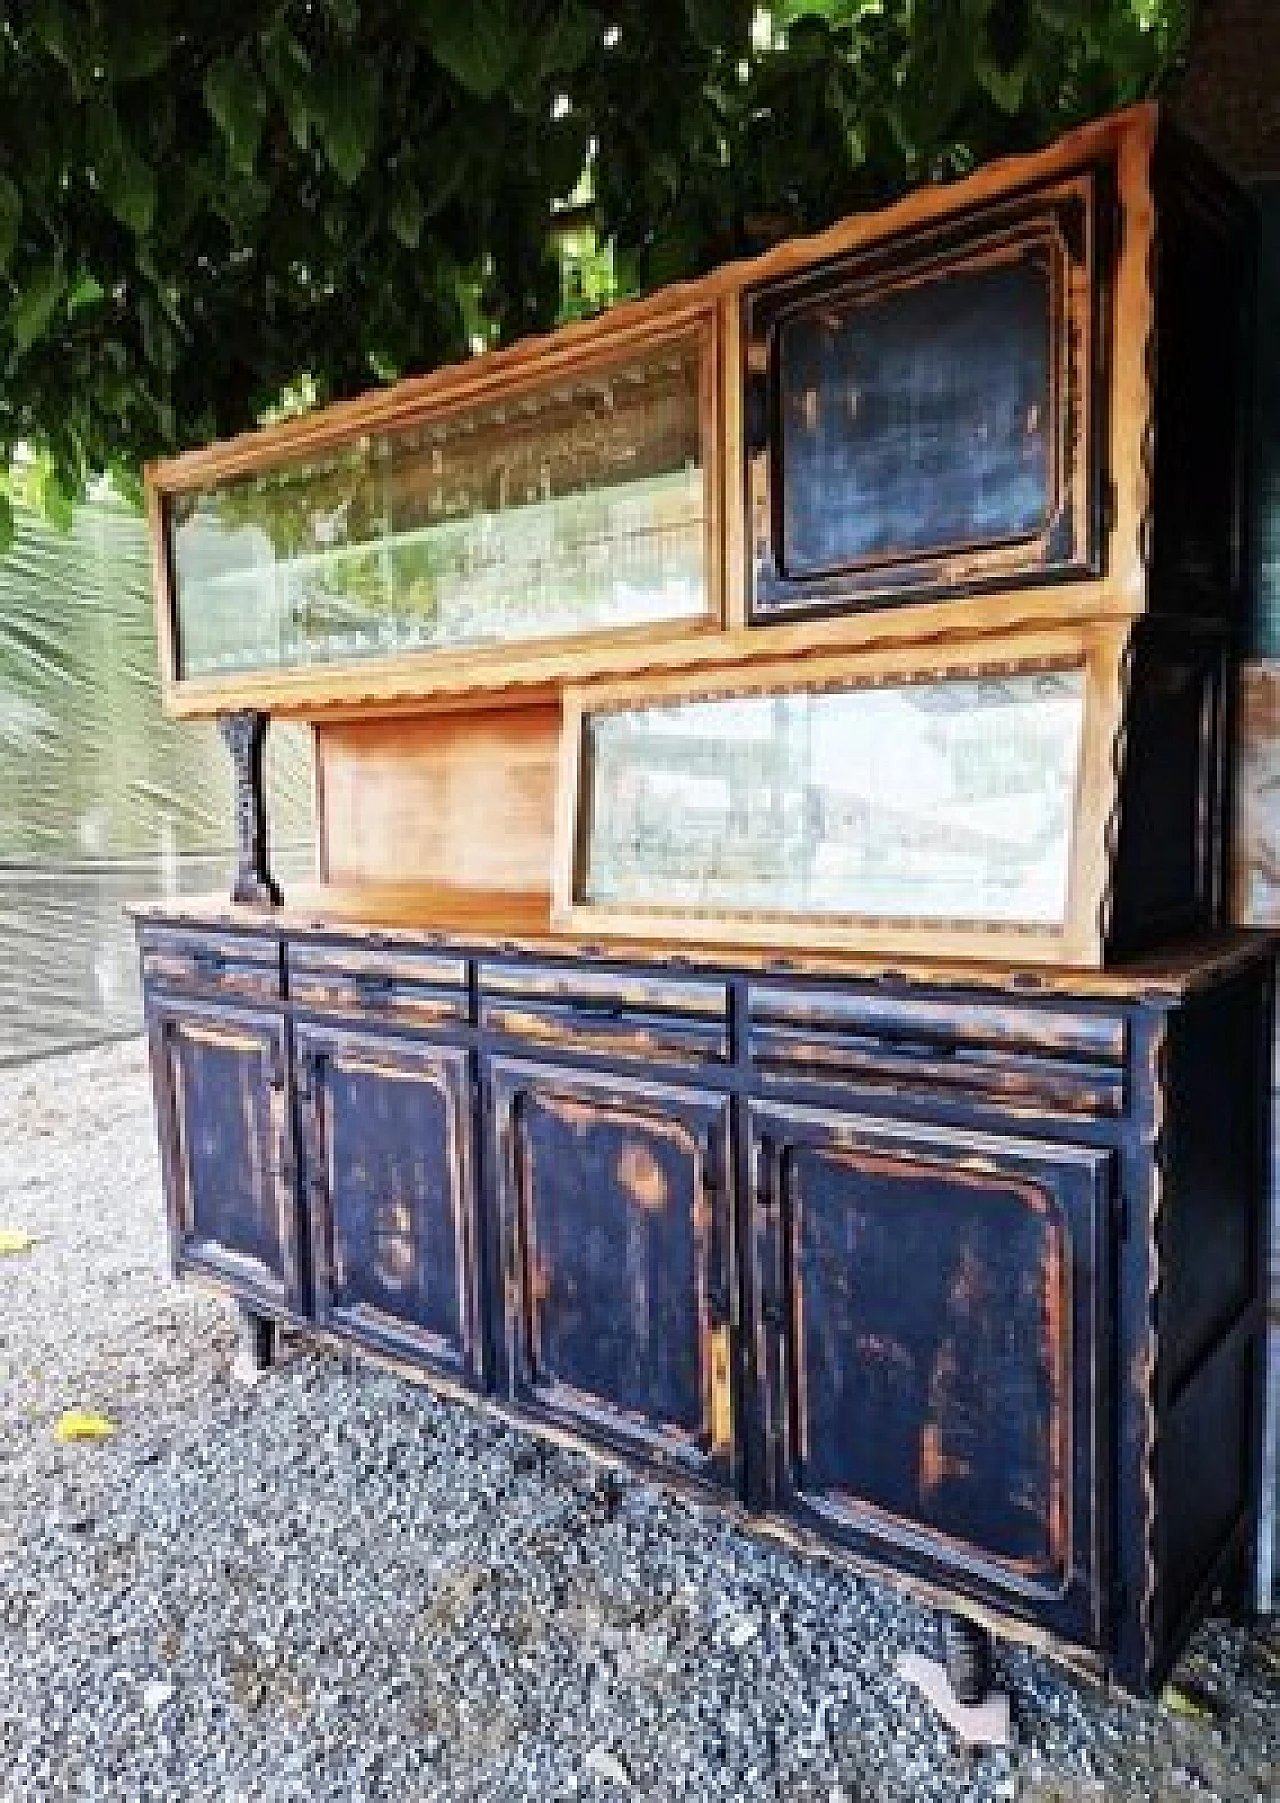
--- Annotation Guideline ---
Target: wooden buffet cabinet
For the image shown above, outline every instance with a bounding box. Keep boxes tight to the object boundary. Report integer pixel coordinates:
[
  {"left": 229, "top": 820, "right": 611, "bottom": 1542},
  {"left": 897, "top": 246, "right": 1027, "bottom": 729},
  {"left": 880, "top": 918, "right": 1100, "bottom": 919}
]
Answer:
[{"left": 134, "top": 104, "right": 1275, "bottom": 1702}]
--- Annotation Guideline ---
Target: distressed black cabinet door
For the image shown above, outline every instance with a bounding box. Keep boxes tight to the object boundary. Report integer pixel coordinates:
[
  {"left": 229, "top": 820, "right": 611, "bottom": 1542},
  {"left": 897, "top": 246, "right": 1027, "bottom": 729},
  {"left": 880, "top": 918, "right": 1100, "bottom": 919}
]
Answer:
[
  {"left": 749, "top": 1101, "right": 1111, "bottom": 1646},
  {"left": 147, "top": 999, "right": 299, "bottom": 1314},
  {"left": 490, "top": 1059, "right": 737, "bottom": 1488},
  {"left": 297, "top": 1028, "right": 483, "bottom": 1385}
]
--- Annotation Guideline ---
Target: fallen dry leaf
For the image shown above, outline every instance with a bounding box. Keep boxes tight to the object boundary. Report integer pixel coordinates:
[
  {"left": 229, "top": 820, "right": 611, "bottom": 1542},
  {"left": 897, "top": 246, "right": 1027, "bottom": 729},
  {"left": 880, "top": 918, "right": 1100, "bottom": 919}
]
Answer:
[
  {"left": 0, "top": 1228, "right": 38, "bottom": 1255},
  {"left": 53, "top": 1410, "right": 117, "bottom": 1443},
  {"left": 1159, "top": 1678, "right": 1221, "bottom": 1722}
]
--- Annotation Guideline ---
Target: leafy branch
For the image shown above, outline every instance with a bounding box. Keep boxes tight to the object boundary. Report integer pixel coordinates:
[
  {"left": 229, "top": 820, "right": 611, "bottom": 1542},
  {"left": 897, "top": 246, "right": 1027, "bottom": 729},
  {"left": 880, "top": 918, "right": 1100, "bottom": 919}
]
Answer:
[{"left": 0, "top": 1, "right": 1193, "bottom": 551}]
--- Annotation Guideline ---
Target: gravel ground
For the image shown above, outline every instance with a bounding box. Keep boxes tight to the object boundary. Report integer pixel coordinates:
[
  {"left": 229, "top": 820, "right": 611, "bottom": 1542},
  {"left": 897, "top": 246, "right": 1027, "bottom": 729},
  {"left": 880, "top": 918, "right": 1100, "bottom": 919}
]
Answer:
[{"left": 1, "top": 1038, "right": 1278, "bottom": 1803}]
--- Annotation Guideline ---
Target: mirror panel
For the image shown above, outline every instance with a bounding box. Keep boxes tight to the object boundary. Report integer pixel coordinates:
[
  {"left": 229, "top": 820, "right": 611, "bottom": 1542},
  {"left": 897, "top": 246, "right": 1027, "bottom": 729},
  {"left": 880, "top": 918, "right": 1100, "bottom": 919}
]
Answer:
[
  {"left": 578, "top": 667, "right": 1086, "bottom": 927},
  {"left": 169, "top": 333, "right": 713, "bottom": 681}
]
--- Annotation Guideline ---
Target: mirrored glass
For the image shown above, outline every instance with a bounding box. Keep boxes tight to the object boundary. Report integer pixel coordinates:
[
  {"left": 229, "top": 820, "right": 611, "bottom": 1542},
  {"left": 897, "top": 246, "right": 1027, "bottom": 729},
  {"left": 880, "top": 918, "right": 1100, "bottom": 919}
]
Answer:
[
  {"left": 580, "top": 668, "right": 1085, "bottom": 927},
  {"left": 169, "top": 341, "right": 708, "bottom": 679}
]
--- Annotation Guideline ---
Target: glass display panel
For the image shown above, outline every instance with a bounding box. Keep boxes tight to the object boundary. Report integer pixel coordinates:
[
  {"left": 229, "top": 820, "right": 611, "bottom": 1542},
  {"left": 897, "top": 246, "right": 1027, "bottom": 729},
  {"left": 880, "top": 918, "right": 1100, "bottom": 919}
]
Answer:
[
  {"left": 778, "top": 250, "right": 1053, "bottom": 576},
  {"left": 579, "top": 667, "right": 1085, "bottom": 927},
  {"left": 169, "top": 339, "right": 709, "bottom": 679}
]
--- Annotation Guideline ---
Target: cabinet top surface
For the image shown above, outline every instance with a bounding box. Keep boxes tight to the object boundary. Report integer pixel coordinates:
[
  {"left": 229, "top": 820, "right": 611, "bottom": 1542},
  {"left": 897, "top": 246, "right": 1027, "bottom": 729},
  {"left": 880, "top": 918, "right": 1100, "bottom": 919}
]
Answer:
[{"left": 131, "top": 891, "right": 1274, "bottom": 1003}]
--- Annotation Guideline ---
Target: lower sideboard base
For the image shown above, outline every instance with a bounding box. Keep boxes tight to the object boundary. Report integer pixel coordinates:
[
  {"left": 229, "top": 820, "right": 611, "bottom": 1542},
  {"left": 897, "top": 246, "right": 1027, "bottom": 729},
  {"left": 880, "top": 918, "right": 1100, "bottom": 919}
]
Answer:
[{"left": 139, "top": 917, "right": 1277, "bottom": 1701}]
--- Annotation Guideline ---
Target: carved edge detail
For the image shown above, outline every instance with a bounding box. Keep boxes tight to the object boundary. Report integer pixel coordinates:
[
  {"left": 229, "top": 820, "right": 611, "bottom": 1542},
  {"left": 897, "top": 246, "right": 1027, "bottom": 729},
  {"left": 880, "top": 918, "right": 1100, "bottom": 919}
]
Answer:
[
  {"left": 1137, "top": 199, "right": 1159, "bottom": 587},
  {"left": 1098, "top": 628, "right": 1138, "bottom": 952},
  {"left": 1140, "top": 1020, "right": 1169, "bottom": 1684},
  {"left": 218, "top": 710, "right": 282, "bottom": 909},
  {"left": 1100, "top": 205, "right": 1159, "bottom": 957}
]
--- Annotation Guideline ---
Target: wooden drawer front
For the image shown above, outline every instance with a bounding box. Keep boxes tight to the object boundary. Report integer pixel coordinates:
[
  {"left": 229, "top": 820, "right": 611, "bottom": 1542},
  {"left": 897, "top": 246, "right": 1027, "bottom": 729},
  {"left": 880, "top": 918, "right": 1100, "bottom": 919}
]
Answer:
[
  {"left": 749, "top": 986, "right": 1126, "bottom": 1117},
  {"left": 491, "top": 1059, "right": 738, "bottom": 1488},
  {"left": 480, "top": 963, "right": 729, "bottom": 1065},
  {"left": 147, "top": 1000, "right": 300, "bottom": 1314},
  {"left": 141, "top": 928, "right": 282, "bottom": 1003},
  {"left": 297, "top": 1028, "right": 483, "bottom": 1383},
  {"left": 749, "top": 1102, "right": 1110, "bottom": 1644},
  {"left": 287, "top": 943, "right": 468, "bottom": 1029}
]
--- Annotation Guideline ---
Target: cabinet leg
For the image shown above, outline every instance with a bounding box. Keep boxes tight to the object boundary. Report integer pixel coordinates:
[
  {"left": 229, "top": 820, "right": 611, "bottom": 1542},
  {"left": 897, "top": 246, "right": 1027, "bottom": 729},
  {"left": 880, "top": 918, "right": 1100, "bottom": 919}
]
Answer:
[
  {"left": 939, "top": 1611, "right": 994, "bottom": 1706},
  {"left": 236, "top": 1304, "right": 275, "bottom": 1374}
]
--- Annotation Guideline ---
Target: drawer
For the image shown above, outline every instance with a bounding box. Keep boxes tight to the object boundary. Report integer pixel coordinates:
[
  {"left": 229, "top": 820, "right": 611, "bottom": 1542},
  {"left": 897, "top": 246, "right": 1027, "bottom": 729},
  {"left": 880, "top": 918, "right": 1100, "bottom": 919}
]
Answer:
[
  {"left": 287, "top": 942, "right": 469, "bottom": 1029},
  {"left": 749, "top": 985, "right": 1127, "bottom": 1117},
  {"left": 139, "top": 927, "right": 283, "bottom": 1003},
  {"left": 479, "top": 962, "right": 730, "bottom": 1065}
]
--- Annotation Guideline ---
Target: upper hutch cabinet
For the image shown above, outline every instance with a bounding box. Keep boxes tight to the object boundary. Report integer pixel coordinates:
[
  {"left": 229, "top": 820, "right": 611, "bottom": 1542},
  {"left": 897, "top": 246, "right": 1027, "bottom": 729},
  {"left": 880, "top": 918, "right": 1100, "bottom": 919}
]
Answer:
[
  {"left": 146, "top": 106, "right": 1252, "bottom": 725},
  {"left": 742, "top": 166, "right": 1108, "bottom": 617}
]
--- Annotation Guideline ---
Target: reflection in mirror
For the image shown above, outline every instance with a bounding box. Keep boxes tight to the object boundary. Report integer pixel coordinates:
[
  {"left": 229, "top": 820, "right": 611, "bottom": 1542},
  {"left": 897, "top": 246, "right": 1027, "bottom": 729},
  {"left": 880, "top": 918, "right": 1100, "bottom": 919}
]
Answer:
[{"left": 579, "top": 668, "right": 1085, "bottom": 927}]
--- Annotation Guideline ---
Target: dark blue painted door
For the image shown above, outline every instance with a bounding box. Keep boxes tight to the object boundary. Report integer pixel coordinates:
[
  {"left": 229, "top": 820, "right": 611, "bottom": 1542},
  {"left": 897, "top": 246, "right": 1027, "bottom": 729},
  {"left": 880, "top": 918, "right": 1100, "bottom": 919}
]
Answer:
[
  {"left": 490, "top": 1059, "right": 737, "bottom": 1489},
  {"left": 148, "top": 998, "right": 300, "bottom": 1315},
  {"left": 297, "top": 1027, "right": 483, "bottom": 1384},
  {"left": 749, "top": 1100, "right": 1111, "bottom": 1645}
]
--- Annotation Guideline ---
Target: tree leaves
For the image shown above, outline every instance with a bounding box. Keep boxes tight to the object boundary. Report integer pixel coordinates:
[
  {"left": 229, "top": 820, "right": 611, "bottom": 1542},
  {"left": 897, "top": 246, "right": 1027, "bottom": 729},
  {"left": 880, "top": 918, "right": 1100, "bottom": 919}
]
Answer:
[
  {"left": 9, "top": 261, "right": 65, "bottom": 354},
  {"left": 976, "top": 54, "right": 1031, "bottom": 114},
  {"left": 87, "top": 102, "right": 157, "bottom": 236},
  {"left": 390, "top": 180, "right": 425, "bottom": 250},
  {"left": 0, "top": 0, "right": 1191, "bottom": 506},
  {"left": 0, "top": 176, "right": 21, "bottom": 272},
  {"left": 53, "top": 1410, "right": 117, "bottom": 1443},
  {"left": 424, "top": 2, "right": 527, "bottom": 100},
  {"left": 314, "top": 64, "right": 381, "bottom": 185},
  {"left": 0, "top": 492, "right": 13, "bottom": 558},
  {"left": 204, "top": 55, "right": 267, "bottom": 174}
]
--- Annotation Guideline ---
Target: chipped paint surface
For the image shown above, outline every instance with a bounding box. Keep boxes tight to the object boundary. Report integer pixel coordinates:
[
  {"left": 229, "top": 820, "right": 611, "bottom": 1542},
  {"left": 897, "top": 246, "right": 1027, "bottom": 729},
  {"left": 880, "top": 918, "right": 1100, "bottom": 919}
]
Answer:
[
  {"left": 302, "top": 1034, "right": 480, "bottom": 1378},
  {"left": 772, "top": 1131, "right": 1070, "bottom": 1585}
]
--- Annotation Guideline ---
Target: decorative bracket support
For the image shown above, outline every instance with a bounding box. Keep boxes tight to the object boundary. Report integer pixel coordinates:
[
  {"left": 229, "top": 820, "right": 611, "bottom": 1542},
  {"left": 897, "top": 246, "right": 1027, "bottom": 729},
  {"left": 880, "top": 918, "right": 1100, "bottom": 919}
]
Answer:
[{"left": 218, "top": 710, "right": 282, "bottom": 908}]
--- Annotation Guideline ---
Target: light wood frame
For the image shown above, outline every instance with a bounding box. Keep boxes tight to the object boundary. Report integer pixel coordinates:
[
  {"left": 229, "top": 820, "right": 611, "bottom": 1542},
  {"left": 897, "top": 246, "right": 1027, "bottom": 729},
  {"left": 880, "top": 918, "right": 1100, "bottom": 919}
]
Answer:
[
  {"left": 147, "top": 299, "right": 726, "bottom": 716},
  {"left": 553, "top": 623, "right": 1132, "bottom": 968},
  {"left": 144, "top": 103, "right": 1159, "bottom": 721}
]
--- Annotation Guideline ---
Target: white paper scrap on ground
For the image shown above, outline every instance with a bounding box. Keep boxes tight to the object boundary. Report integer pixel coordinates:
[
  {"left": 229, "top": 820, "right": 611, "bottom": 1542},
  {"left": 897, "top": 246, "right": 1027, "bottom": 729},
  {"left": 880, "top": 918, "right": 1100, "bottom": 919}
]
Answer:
[
  {"left": 583, "top": 1747, "right": 632, "bottom": 1789},
  {"left": 230, "top": 1349, "right": 269, "bottom": 1389},
  {"left": 896, "top": 1651, "right": 1012, "bottom": 1749},
  {"left": 142, "top": 1681, "right": 174, "bottom": 1714}
]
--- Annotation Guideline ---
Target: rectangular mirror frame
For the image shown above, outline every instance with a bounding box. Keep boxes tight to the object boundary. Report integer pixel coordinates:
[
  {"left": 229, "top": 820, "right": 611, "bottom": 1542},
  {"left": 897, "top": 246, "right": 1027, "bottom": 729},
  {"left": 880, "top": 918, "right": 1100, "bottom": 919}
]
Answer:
[
  {"left": 147, "top": 300, "right": 725, "bottom": 716},
  {"left": 553, "top": 624, "right": 1131, "bottom": 968}
]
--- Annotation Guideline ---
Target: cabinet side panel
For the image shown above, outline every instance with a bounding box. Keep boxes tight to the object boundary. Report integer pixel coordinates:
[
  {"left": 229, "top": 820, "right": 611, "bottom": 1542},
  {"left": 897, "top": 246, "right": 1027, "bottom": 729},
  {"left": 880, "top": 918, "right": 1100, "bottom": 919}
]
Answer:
[
  {"left": 1108, "top": 625, "right": 1228, "bottom": 957},
  {"left": 1161, "top": 1334, "right": 1255, "bottom": 1652},
  {"left": 316, "top": 706, "right": 560, "bottom": 896},
  {"left": 1156, "top": 962, "right": 1274, "bottom": 1670},
  {"left": 1150, "top": 127, "right": 1253, "bottom": 630},
  {"left": 1162, "top": 974, "right": 1270, "bottom": 1396}
]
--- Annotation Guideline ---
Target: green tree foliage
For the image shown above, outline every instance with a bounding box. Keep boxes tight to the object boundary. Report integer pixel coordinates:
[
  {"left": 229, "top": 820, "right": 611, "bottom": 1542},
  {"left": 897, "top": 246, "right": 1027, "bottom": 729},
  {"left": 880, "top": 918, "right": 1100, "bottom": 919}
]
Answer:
[{"left": 0, "top": 1, "right": 1192, "bottom": 546}]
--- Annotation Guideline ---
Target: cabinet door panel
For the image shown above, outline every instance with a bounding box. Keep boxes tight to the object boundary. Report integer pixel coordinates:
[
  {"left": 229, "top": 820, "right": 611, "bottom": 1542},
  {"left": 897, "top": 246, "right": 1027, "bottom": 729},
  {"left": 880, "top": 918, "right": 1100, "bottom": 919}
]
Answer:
[
  {"left": 298, "top": 1029, "right": 482, "bottom": 1383},
  {"left": 491, "top": 1060, "right": 736, "bottom": 1487},
  {"left": 148, "top": 1000, "right": 299, "bottom": 1314},
  {"left": 750, "top": 1102, "right": 1109, "bottom": 1644}
]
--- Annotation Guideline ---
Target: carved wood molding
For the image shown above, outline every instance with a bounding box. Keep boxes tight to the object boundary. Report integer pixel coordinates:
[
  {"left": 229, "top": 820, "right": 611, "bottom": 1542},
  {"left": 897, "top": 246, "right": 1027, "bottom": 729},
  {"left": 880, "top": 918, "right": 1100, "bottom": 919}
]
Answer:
[{"left": 218, "top": 710, "right": 282, "bottom": 909}]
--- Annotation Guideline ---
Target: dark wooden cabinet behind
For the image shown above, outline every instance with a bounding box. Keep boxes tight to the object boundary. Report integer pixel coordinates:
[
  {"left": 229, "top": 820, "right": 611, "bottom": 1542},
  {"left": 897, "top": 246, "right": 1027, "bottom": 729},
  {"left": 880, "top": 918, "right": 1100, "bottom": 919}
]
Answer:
[
  {"left": 138, "top": 915, "right": 1274, "bottom": 1697},
  {"left": 743, "top": 166, "right": 1108, "bottom": 618}
]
